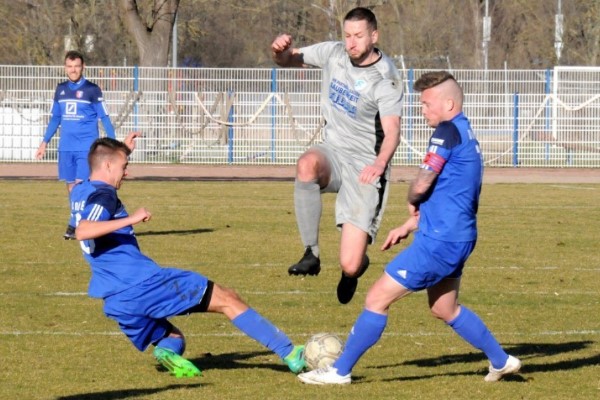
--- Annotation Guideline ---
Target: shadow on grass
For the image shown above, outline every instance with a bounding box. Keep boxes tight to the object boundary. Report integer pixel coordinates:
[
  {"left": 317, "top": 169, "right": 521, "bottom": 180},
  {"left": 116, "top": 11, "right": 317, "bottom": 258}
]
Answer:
[
  {"left": 373, "top": 341, "right": 598, "bottom": 383},
  {"left": 55, "top": 383, "right": 204, "bottom": 400},
  {"left": 55, "top": 351, "right": 302, "bottom": 399},
  {"left": 136, "top": 228, "right": 214, "bottom": 237},
  {"left": 188, "top": 350, "right": 292, "bottom": 372}
]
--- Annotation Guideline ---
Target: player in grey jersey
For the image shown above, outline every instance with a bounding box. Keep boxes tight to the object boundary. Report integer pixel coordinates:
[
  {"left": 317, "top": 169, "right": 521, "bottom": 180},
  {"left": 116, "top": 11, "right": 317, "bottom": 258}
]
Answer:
[{"left": 271, "top": 7, "right": 403, "bottom": 304}]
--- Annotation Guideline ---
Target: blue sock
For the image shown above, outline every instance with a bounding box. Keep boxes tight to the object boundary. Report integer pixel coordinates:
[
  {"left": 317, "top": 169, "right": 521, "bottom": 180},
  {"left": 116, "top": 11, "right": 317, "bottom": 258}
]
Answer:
[
  {"left": 156, "top": 336, "right": 186, "bottom": 356},
  {"left": 333, "top": 309, "right": 387, "bottom": 375},
  {"left": 232, "top": 308, "right": 293, "bottom": 359},
  {"left": 447, "top": 306, "right": 509, "bottom": 369}
]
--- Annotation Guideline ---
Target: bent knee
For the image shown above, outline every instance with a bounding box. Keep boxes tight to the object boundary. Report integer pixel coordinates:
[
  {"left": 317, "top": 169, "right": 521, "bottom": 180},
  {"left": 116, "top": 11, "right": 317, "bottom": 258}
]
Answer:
[
  {"left": 340, "top": 263, "right": 361, "bottom": 277},
  {"left": 339, "top": 256, "right": 364, "bottom": 277},
  {"left": 215, "top": 284, "right": 243, "bottom": 303},
  {"left": 429, "top": 306, "right": 457, "bottom": 322},
  {"left": 364, "top": 294, "right": 390, "bottom": 314},
  {"left": 208, "top": 283, "right": 248, "bottom": 317},
  {"left": 296, "top": 153, "right": 323, "bottom": 180}
]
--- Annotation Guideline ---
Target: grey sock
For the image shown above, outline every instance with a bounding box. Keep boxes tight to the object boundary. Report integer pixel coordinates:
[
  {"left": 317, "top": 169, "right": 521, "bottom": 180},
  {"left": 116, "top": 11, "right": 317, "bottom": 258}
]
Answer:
[{"left": 294, "top": 179, "right": 321, "bottom": 258}]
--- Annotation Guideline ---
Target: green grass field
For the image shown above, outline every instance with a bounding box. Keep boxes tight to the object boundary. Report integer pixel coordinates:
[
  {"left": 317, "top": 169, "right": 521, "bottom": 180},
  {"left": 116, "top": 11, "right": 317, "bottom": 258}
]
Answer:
[{"left": 1, "top": 178, "right": 599, "bottom": 400}]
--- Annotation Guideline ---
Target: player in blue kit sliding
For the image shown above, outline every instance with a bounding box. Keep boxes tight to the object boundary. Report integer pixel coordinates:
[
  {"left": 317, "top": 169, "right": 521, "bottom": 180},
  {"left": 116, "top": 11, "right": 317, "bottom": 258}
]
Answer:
[
  {"left": 298, "top": 71, "right": 521, "bottom": 385},
  {"left": 70, "top": 135, "right": 305, "bottom": 378},
  {"left": 36, "top": 50, "right": 116, "bottom": 240}
]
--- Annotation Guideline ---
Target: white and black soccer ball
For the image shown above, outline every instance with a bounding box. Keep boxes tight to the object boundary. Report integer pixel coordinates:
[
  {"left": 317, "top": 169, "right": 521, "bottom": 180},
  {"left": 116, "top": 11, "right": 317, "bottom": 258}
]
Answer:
[{"left": 304, "top": 333, "right": 344, "bottom": 370}]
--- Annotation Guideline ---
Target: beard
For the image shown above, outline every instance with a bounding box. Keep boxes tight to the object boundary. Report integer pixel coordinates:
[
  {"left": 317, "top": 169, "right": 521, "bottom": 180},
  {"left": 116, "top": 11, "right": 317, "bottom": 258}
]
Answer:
[{"left": 346, "top": 46, "right": 374, "bottom": 65}]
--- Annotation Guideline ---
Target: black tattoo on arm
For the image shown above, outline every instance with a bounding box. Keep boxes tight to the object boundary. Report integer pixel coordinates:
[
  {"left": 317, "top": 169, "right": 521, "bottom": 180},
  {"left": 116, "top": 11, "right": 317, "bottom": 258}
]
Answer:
[{"left": 407, "top": 168, "right": 438, "bottom": 207}]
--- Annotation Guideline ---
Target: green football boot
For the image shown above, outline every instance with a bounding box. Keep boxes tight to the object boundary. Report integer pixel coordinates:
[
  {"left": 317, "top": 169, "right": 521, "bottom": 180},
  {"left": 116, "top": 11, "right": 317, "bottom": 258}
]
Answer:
[
  {"left": 283, "top": 345, "right": 307, "bottom": 374},
  {"left": 153, "top": 347, "right": 202, "bottom": 378}
]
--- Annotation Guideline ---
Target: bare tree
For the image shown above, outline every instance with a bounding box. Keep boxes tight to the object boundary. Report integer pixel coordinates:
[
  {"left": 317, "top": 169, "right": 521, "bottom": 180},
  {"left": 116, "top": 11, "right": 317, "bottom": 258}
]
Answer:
[
  {"left": 562, "top": 0, "right": 600, "bottom": 66},
  {"left": 119, "top": 0, "right": 180, "bottom": 66},
  {"left": 0, "top": 0, "right": 599, "bottom": 69}
]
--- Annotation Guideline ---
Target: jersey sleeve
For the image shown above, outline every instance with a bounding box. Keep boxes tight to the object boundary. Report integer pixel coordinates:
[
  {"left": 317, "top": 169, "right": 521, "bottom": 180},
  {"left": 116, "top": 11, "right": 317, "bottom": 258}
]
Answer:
[
  {"left": 300, "top": 41, "right": 340, "bottom": 68},
  {"left": 375, "top": 78, "right": 403, "bottom": 117},
  {"left": 99, "top": 115, "right": 116, "bottom": 138},
  {"left": 81, "top": 188, "right": 117, "bottom": 222},
  {"left": 91, "top": 85, "right": 116, "bottom": 138},
  {"left": 43, "top": 101, "right": 61, "bottom": 143},
  {"left": 420, "top": 121, "right": 462, "bottom": 174}
]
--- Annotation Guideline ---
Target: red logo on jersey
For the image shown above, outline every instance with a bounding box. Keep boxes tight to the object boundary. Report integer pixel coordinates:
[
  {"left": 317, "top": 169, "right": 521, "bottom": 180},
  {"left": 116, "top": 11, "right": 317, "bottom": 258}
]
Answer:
[{"left": 76, "top": 91, "right": 83, "bottom": 99}]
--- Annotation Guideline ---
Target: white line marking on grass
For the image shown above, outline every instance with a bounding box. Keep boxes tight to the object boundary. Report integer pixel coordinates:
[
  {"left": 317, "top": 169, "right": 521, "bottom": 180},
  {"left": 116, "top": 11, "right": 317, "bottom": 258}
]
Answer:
[
  {"left": 548, "top": 185, "right": 597, "bottom": 190},
  {"left": 483, "top": 205, "right": 596, "bottom": 209},
  {"left": 2, "top": 329, "right": 599, "bottom": 339},
  {"left": 47, "top": 292, "right": 88, "bottom": 296},
  {"left": 469, "top": 266, "right": 600, "bottom": 272},
  {"left": 2, "top": 287, "right": 598, "bottom": 297}
]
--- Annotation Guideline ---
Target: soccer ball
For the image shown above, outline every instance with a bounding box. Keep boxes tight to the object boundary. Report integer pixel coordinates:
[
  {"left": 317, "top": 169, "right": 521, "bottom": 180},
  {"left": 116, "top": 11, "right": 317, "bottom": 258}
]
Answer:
[{"left": 304, "top": 333, "right": 344, "bottom": 370}]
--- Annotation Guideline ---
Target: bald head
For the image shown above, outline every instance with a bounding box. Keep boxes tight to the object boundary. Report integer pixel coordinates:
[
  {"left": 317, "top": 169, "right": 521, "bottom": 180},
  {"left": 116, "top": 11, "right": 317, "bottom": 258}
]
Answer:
[{"left": 413, "top": 71, "right": 464, "bottom": 127}]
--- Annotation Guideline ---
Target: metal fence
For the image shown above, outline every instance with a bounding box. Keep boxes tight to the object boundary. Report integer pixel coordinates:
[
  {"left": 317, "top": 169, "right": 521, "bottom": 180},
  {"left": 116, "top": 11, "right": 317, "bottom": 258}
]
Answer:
[{"left": 1, "top": 65, "right": 599, "bottom": 167}]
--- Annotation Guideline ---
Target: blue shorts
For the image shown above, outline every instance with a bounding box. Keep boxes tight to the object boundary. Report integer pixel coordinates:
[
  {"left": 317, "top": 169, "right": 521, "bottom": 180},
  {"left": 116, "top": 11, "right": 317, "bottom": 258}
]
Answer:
[
  {"left": 102, "top": 268, "right": 209, "bottom": 351},
  {"left": 58, "top": 151, "right": 89, "bottom": 183},
  {"left": 385, "top": 231, "right": 476, "bottom": 292}
]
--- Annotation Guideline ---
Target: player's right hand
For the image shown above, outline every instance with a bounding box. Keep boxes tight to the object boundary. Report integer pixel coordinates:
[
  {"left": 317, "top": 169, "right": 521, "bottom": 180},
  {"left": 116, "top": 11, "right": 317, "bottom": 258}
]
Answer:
[
  {"left": 380, "top": 215, "right": 419, "bottom": 251},
  {"left": 35, "top": 142, "right": 46, "bottom": 159},
  {"left": 271, "top": 34, "right": 293, "bottom": 53}
]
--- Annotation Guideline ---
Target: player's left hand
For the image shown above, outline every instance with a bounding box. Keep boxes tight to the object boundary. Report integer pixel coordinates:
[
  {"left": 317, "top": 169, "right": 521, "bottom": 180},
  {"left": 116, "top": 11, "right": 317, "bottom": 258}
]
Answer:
[
  {"left": 131, "top": 207, "right": 152, "bottom": 224},
  {"left": 359, "top": 164, "right": 384, "bottom": 184}
]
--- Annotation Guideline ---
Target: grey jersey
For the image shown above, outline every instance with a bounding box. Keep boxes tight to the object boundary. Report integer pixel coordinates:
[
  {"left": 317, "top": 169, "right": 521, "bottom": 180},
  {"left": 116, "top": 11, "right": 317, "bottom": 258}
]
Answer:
[{"left": 300, "top": 41, "right": 403, "bottom": 164}]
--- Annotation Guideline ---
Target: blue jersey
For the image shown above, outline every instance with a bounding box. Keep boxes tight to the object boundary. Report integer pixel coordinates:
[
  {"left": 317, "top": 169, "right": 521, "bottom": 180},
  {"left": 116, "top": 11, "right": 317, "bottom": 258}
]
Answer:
[
  {"left": 44, "top": 77, "right": 115, "bottom": 151},
  {"left": 70, "top": 180, "right": 161, "bottom": 298},
  {"left": 418, "top": 112, "right": 483, "bottom": 242}
]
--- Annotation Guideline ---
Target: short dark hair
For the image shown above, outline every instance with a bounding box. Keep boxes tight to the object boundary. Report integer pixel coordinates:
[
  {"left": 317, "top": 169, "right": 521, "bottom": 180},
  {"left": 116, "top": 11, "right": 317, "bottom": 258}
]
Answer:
[
  {"left": 344, "top": 7, "right": 377, "bottom": 31},
  {"left": 64, "top": 50, "right": 85, "bottom": 64},
  {"left": 88, "top": 138, "right": 131, "bottom": 170},
  {"left": 413, "top": 71, "right": 457, "bottom": 92}
]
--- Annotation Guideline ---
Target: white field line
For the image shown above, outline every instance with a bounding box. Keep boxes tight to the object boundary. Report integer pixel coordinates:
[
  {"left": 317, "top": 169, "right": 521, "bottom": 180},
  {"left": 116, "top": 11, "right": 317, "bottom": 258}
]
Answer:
[
  {"left": 1, "top": 329, "right": 599, "bottom": 339},
  {"left": 548, "top": 185, "right": 597, "bottom": 190},
  {"left": 0, "top": 288, "right": 595, "bottom": 297},
  {"left": 10, "top": 261, "right": 600, "bottom": 271},
  {"left": 0, "top": 285, "right": 598, "bottom": 297}
]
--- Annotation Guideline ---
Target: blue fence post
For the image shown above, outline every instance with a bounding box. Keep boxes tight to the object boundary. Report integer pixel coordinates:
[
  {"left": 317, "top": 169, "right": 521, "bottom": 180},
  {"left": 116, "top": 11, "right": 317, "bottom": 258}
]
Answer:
[
  {"left": 513, "top": 92, "right": 519, "bottom": 167},
  {"left": 407, "top": 68, "right": 414, "bottom": 163},
  {"left": 133, "top": 65, "right": 139, "bottom": 131},
  {"left": 271, "top": 68, "right": 277, "bottom": 162},
  {"left": 227, "top": 90, "right": 234, "bottom": 164},
  {"left": 544, "top": 68, "right": 551, "bottom": 160}
]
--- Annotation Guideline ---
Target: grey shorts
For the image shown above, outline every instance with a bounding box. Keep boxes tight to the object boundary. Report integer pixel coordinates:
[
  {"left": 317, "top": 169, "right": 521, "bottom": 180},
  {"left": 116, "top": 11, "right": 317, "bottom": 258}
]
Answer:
[{"left": 315, "top": 143, "right": 391, "bottom": 243}]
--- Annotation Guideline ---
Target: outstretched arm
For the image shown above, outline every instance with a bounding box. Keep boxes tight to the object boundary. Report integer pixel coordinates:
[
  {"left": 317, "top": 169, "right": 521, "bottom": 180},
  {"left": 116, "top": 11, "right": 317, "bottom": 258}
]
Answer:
[{"left": 75, "top": 207, "right": 151, "bottom": 240}]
